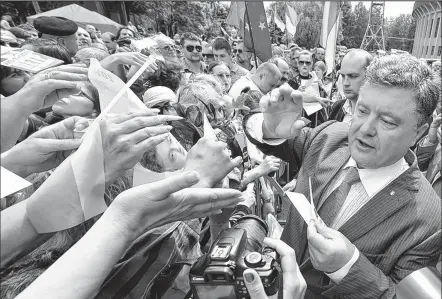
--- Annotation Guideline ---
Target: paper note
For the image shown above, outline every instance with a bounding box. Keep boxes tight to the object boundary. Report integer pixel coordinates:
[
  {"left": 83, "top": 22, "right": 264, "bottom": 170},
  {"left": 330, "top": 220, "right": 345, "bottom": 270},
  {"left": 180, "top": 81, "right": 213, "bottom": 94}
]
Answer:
[
  {"left": 203, "top": 113, "right": 217, "bottom": 140},
  {"left": 0, "top": 46, "right": 63, "bottom": 73},
  {"left": 1, "top": 167, "right": 31, "bottom": 198},
  {"left": 133, "top": 164, "right": 183, "bottom": 186},
  {"left": 303, "top": 102, "right": 323, "bottom": 116},
  {"left": 286, "top": 192, "right": 324, "bottom": 224}
]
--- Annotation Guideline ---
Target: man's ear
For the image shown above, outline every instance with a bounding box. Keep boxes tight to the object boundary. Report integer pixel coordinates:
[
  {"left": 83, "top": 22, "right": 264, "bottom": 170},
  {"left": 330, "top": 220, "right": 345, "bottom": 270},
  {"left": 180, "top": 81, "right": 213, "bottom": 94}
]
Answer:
[
  {"left": 57, "top": 37, "right": 66, "bottom": 46},
  {"left": 413, "top": 122, "right": 430, "bottom": 146}
]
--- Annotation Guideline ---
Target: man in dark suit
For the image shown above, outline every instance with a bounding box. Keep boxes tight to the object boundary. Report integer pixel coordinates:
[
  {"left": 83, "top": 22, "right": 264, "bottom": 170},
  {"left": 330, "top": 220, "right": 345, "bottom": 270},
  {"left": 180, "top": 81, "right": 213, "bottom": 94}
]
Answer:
[
  {"left": 244, "top": 54, "right": 441, "bottom": 298},
  {"left": 328, "top": 49, "right": 373, "bottom": 123}
]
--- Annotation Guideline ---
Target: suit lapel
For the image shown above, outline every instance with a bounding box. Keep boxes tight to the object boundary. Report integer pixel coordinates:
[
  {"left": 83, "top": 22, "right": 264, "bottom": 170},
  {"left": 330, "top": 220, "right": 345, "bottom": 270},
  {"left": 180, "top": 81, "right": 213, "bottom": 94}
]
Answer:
[
  {"left": 313, "top": 146, "right": 350, "bottom": 210},
  {"left": 339, "top": 156, "right": 420, "bottom": 242}
]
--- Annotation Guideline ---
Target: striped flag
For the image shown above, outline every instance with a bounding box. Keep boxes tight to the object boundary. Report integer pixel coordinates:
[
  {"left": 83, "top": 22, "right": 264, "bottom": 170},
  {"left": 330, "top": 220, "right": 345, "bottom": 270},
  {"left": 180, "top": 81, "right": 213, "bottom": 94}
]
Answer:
[
  {"left": 274, "top": 8, "right": 285, "bottom": 31},
  {"left": 285, "top": 5, "right": 299, "bottom": 36},
  {"left": 320, "top": 1, "right": 341, "bottom": 75}
]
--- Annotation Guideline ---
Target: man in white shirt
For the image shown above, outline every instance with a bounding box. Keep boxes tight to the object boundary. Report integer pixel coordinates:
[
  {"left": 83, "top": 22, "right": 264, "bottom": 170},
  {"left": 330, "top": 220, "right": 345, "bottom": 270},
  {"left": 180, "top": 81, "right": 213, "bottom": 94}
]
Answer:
[
  {"left": 328, "top": 49, "right": 373, "bottom": 124},
  {"left": 244, "top": 54, "right": 441, "bottom": 298},
  {"left": 228, "top": 62, "right": 281, "bottom": 100}
]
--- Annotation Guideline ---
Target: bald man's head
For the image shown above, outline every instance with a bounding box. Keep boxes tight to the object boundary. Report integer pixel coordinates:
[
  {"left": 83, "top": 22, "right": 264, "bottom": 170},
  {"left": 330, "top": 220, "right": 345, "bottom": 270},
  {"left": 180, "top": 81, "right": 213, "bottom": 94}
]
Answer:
[
  {"left": 340, "top": 49, "right": 373, "bottom": 101},
  {"left": 268, "top": 57, "right": 290, "bottom": 85},
  {"left": 252, "top": 62, "right": 282, "bottom": 94}
]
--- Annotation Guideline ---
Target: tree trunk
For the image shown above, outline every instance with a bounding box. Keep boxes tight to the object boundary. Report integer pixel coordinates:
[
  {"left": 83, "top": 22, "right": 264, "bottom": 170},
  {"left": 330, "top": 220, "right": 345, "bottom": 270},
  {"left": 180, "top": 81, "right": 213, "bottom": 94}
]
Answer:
[
  {"left": 118, "top": 1, "right": 128, "bottom": 25},
  {"left": 95, "top": 1, "right": 108, "bottom": 18},
  {"left": 32, "top": 1, "right": 41, "bottom": 14}
]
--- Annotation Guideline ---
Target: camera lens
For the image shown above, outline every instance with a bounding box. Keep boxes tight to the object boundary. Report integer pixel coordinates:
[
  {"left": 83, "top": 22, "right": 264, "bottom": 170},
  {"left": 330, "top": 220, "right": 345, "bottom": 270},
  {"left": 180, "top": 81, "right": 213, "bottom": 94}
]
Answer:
[{"left": 233, "top": 215, "right": 268, "bottom": 253}]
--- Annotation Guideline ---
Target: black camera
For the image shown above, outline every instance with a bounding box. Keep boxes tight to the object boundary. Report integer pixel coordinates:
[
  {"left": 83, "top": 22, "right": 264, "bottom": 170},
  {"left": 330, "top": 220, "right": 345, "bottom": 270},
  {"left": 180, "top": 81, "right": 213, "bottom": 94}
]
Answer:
[{"left": 189, "top": 216, "right": 280, "bottom": 299}]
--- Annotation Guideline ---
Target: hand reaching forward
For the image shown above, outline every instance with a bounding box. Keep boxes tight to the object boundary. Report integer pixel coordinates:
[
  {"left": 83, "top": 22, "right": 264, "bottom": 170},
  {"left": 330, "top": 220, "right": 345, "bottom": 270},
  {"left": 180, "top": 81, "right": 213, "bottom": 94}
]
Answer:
[
  {"left": 260, "top": 83, "right": 306, "bottom": 139},
  {"left": 245, "top": 238, "right": 307, "bottom": 299},
  {"left": 183, "top": 137, "right": 242, "bottom": 188},
  {"left": 108, "top": 171, "right": 243, "bottom": 238},
  {"left": 12, "top": 64, "right": 89, "bottom": 115},
  {"left": 1, "top": 116, "right": 89, "bottom": 178},
  {"left": 99, "top": 111, "right": 182, "bottom": 186}
]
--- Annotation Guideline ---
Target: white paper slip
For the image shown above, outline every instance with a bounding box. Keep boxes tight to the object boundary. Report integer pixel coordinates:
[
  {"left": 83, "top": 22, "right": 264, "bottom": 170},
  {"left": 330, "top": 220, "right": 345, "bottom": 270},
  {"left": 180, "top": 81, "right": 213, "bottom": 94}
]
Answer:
[
  {"left": 286, "top": 191, "right": 324, "bottom": 224},
  {"left": 203, "top": 113, "right": 217, "bottom": 140},
  {"left": 1, "top": 167, "right": 32, "bottom": 198},
  {"left": 1, "top": 46, "right": 63, "bottom": 73},
  {"left": 303, "top": 102, "right": 323, "bottom": 116},
  {"left": 133, "top": 163, "right": 182, "bottom": 186}
]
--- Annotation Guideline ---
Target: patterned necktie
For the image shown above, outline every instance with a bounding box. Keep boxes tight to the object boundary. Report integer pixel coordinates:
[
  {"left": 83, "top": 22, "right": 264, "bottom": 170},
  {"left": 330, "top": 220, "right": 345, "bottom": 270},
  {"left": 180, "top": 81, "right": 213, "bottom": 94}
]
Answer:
[{"left": 319, "top": 167, "right": 360, "bottom": 227}]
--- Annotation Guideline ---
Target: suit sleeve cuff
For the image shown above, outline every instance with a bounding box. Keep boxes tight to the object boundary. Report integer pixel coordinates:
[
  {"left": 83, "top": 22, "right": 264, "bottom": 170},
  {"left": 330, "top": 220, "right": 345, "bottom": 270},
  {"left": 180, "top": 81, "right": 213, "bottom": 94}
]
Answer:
[
  {"left": 245, "top": 113, "right": 286, "bottom": 145},
  {"left": 325, "top": 246, "right": 359, "bottom": 284}
]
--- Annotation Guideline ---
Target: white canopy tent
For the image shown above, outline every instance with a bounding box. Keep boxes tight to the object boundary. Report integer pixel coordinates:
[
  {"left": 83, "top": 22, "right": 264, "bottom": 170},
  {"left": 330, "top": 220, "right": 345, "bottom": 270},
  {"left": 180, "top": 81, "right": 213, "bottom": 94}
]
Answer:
[{"left": 27, "top": 4, "right": 122, "bottom": 35}]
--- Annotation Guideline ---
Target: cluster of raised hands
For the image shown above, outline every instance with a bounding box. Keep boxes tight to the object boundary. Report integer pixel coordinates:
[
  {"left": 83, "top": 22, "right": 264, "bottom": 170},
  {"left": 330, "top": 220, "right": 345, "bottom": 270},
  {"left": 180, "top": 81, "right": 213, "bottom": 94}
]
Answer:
[{"left": 1, "top": 57, "right": 311, "bottom": 299}]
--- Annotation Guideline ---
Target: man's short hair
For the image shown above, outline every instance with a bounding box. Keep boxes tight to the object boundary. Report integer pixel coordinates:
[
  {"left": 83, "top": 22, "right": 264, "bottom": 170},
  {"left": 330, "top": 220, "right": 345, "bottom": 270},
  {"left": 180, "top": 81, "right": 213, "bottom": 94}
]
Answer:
[
  {"left": 298, "top": 50, "right": 313, "bottom": 60},
  {"left": 212, "top": 37, "right": 231, "bottom": 54},
  {"left": 343, "top": 49, "right": 373, "bottom": 69},
  {"left": 362, "top": 54, "right": 441, "bottom": 127},
  {"left": 180, "top": 32, "right": 201, "bottom": 46},
  {"left": 208, "top": 61, "right": 230, "bottom": 73}
]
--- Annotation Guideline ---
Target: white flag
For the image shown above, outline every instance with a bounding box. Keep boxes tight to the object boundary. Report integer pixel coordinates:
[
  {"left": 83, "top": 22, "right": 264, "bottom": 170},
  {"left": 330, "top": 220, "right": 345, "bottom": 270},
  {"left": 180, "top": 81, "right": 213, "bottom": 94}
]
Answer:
[
  {"left": 285, "top": 5, "right": 299, "bottom": 36},
  {"left": 274, "top": 9, "right": 285, "bottom": 31}
]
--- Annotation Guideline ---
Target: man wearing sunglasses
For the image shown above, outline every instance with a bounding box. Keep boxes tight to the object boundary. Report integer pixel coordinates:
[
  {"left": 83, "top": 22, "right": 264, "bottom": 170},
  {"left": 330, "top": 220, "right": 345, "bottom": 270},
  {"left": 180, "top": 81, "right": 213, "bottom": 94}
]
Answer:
[
  {"left": 287, "top": 50, "right": 332, "bottom": 126},
  {"left": 180, "top": 32, "right": 205, "bottom": 77},
  {"left": 235, "top": 41, "right": 255, "bottom": 74},
  {"left": 202, "top": 43, "right": 215, "bottom": 66},
  {"left": 212, "top": 37, "right": 249, "bottom": 86}
]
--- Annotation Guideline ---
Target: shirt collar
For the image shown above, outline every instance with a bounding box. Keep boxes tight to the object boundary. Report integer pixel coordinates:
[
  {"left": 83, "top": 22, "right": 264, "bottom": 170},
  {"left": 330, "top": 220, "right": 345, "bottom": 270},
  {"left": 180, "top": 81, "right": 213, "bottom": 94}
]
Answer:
[
  {"left": 230, "top": 63, "right": 239, "bottom": 73},
  {"left": 344, "top": 157, "right": 409, "bottom": 197},
  {"left": 182, "top": 58, "right": 204, "bottom": 73},
  {"left": 342, "top": 99, "right": 352, "bottom": 115}
]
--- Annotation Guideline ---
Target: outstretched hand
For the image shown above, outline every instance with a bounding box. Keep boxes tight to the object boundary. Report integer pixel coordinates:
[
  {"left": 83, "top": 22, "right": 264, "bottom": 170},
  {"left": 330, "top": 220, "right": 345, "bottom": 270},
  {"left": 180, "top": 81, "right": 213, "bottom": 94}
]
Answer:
[{"left": 260, "top": 83, "right": 306, "bottom": 139}]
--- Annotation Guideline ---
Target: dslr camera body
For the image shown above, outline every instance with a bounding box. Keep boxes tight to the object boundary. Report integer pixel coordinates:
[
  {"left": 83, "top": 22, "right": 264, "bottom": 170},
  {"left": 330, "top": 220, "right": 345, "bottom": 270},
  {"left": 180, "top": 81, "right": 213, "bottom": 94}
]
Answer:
[{"left": 189, "top": 216, "right": 280, "bottom": 299}]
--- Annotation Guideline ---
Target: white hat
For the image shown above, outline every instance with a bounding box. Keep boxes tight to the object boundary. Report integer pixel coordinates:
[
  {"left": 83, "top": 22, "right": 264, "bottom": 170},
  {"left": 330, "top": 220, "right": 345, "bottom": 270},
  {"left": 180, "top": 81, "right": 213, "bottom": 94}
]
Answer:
[{"left": 142, "top": 86, "right": 176, "bottom": 107}]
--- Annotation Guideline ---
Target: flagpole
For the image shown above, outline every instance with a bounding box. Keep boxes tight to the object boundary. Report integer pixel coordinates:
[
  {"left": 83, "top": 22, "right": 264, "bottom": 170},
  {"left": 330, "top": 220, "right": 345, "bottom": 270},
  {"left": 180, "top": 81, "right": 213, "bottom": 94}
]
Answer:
[
  {"left": 284, "top": 2, "right": 289, "bottom": 47},
  {"left": 245, "top": 2, "right": 259, "bottom": 70}
]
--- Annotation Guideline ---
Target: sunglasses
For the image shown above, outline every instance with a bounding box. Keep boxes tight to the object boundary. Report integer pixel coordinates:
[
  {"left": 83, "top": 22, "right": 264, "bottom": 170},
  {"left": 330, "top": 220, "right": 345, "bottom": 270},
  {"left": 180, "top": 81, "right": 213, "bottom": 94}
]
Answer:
[
  {"left": 202, "top": 53, "right": 214, "bottom": 58},
  {"left": 185, "top": 45, "right": 202, "bottom": 53},
  {"left": 233, "top": 49, "right": 247, "bottom": 54},
  {"left": 162, "top": 45, "right": 176, "bottom": 51},
  {"left": 299, "top": 60, "right": 312, "bottom": 66}
]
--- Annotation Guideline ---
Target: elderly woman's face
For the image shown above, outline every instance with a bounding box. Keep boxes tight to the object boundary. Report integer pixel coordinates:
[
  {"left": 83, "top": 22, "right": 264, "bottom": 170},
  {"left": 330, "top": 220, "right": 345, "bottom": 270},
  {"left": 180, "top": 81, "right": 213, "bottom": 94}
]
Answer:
[
  {"left": 52, "top": 86, "right": 96, "bottom": 117},
  {"left": 1, "top": 68, "right": 31, "bottom": 95},
  {"left": 212, "top": 64, "right": 231, "bottom": 93}
]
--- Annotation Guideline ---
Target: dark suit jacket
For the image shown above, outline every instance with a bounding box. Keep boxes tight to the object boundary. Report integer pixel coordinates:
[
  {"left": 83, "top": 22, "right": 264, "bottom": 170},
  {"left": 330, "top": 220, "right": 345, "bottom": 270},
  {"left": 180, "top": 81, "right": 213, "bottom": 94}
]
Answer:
[
  {"left": 328, "top": 99, "right": 346, "bottom": 122},
  {"left": 245, "top": 118, "right": 441, "bottom": 299}
]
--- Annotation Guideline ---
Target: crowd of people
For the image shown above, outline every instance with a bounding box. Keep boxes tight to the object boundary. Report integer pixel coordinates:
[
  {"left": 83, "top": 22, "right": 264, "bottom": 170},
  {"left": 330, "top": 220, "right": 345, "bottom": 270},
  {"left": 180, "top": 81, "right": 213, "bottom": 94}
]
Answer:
[{"left": 1, "top": 12, "right": 441, "bottom": 299}]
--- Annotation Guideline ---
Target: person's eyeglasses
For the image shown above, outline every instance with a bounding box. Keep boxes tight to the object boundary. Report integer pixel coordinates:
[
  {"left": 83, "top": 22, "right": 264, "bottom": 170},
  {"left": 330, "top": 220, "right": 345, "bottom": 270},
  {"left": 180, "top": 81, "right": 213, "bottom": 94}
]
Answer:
[
  {"left": 233, "top": 49, "right": 243, "bottom": 54},
  {"left": 298, "top": 60, "right": 312, "bottom": 66},
  {"left": 202, "top": 53, "right": 214, "bottom": 59},
  {"left": 185, "top": 45, "right": 202, "bottom": 53},
  {"left": 163, "top": 45, "right": 176, "bottom": 51}
]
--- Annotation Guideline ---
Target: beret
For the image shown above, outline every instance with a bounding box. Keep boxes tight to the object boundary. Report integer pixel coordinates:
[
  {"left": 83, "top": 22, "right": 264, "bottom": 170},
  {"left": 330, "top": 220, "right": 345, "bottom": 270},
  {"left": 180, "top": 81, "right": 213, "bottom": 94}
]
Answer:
[{"left": 34, "top": 16, "right": 78, "bottom": 36}]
